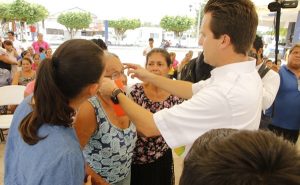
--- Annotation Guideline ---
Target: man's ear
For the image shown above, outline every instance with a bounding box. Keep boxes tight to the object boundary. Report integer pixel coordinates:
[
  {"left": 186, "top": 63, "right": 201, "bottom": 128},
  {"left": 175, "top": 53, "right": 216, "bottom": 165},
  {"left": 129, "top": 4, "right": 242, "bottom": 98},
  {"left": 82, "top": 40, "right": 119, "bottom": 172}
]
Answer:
[{"left": 219, "top": 34, "right": 231, "bottom": 49}]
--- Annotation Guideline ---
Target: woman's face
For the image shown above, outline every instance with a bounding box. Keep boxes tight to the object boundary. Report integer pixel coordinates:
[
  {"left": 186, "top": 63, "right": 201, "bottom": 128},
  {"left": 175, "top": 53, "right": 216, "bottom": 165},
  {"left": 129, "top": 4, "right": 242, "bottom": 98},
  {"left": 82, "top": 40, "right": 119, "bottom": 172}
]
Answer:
[
  {"left": 22, "top": 59, "right": 32, "bottom": 72},
  {"left": 146, "top": 52, "right": 170, "bottom": 77},
  {"left": 104, "top": 55, "right": 127, "bottom": 86},
  {"left": 46, "top": 49, "right": 52, "bottom": 58},
  {"left": 4, "top": 44, "right": 12, "bottom": 51},
  {"left": 33, "top": 55, "right": 40, "bottom": 64},
  {"left": 24, "top": 52, "right": 31, "bottom": 58}
]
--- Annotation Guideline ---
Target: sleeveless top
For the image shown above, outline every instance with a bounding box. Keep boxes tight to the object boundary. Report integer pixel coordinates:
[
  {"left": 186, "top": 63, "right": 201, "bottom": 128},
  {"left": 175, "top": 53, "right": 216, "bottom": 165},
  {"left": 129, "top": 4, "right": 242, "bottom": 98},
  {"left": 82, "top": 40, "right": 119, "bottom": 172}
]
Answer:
[
  {"left": 130, "top": 83, "right": 184, "bottom": 164},
  {"left": 18, "top": 72, "right": 35, "bottom": 86},
  {"left": 83, "top": 96, "right": 137, "bottom": 184}
]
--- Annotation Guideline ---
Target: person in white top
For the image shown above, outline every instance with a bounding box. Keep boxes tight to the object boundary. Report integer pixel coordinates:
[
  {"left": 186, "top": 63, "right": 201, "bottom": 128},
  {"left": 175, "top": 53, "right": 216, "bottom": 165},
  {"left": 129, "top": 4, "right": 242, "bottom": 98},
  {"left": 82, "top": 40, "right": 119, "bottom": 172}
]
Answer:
[
  {"left": 249, "top": 35, "right": 280, "bottom": 111},
  {"left": 100, "top": 0, "right": 261, "bottom": 149},
  {"left": 7, "top": 31, "right": 23, "bottom": 55},
  {"left": 143, "top": 38, "right": 154, "bottom": 56}
]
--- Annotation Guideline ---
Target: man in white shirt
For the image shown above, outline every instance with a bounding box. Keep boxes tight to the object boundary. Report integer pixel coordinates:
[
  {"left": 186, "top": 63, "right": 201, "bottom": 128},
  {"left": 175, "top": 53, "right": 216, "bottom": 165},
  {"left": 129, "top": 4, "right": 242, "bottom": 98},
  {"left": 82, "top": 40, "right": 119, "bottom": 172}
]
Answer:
[
  {"left": 142, "top": 38, "right": 154, "bottom": 56},
  {"left": 249, "top": 35, "right": 280, "bottom": 111},
  {"left": 100, "top": 0, "right": 261, "bottom": 149}
]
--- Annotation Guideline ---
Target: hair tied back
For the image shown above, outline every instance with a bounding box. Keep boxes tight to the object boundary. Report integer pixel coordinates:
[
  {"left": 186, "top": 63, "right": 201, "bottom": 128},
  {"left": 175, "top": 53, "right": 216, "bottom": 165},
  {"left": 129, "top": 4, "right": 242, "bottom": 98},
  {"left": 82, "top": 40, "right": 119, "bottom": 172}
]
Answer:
[{"left": 52, "top": 57, "right": 59, "bottom": 69}]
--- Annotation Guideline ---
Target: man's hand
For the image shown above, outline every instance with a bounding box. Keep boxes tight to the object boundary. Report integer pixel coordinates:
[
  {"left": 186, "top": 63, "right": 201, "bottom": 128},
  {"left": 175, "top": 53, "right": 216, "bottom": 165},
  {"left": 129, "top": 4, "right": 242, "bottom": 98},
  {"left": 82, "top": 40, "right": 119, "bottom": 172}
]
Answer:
[{"left": 124, "top": 63, "right": 155, "bottom": 82}]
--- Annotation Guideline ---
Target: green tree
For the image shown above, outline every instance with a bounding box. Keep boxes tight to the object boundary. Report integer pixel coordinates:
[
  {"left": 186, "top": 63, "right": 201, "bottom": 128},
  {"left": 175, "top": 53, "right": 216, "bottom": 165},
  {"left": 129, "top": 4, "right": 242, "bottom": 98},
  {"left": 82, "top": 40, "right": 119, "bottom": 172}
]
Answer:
[
  {"left": 160, "top": 15, "right": 194, "bottom": 39},
  {"left": 0, "top": 0, "right": 48, "bottom": 23},
  {"left": 108, "top": 19, "right": 141, "bottom": 42},
  {"left": 0, "top": 0, "right": 48, "bottom": 40},
  {"left": 57, "top": 12, "right": 92, "bottom": 38}
]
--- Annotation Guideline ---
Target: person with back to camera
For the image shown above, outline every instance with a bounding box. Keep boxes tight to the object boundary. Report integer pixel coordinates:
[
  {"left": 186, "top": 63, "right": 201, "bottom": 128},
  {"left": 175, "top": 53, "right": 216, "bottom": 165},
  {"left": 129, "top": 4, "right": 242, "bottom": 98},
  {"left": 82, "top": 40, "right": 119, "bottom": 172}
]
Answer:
[
  {"left": 130, "top": 48, "right": 184, "bottom": 185},
  {"left": 74, "top": 52, "right": 136, "bottom": 185},
  {"left": 99, "top": 0, "right": 261, "bottom": 153},
  {"left": 4, "top": 39, "right": 106, "bottom": 185},
  {"left": 179, "top": 129, "right": 300, "bottom": 185},
  {"left": 248, "top": 35, "right": 280, "bottom": 129}
]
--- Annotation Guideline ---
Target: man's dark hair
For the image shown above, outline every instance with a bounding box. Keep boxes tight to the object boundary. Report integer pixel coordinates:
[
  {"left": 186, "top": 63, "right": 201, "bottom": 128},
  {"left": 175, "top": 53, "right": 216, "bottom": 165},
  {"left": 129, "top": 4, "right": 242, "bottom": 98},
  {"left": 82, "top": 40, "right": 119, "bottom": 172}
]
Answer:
[
  {"left": 7, "top": 31, "right": 14, "bottom": 36},
  {"left": 253, "top": 35, "right": 264, "bottom": 52},
  {"left": 149, "top": 38, "right": 154, "bottom": 42},
  {"left": 180, "top": 129, "right": 300, "bottom": 185},
  {"left": 204, "top": 0, "right": 258, "bottom": 55}
]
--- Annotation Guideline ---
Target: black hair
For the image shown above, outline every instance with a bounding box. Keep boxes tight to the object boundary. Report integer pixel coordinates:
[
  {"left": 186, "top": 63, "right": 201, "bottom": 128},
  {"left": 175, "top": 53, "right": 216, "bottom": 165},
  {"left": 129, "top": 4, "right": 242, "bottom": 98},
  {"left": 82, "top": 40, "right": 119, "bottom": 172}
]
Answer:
[
  {"left": 253, "top": 35, "right": 264, "bottom": 52},
  {"left": 7, "top": 31, "right": 14, "bottom": 36},
  {"left": 19, "top": 39, "right": 106, "bottom": 145},
  {"left": 180, "top": 129, "right": 300, "bottom": 185},
  {"left": 146, "top": 48, "right": 171, "bottom": 66},
  {"left": 91, "top": 39, "right": 107, "bottom": 50}
]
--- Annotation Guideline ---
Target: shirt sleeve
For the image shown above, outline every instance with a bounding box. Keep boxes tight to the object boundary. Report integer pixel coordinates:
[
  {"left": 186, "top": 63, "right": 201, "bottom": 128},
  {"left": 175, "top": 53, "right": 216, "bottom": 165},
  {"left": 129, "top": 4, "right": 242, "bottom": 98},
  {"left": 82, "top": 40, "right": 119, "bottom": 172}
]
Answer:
[
  {"left": 261, "top": 70, "right": 280, "bottom": 110},
  {"left": 154, "top": 85, "right": 231, "bottom": 148}
]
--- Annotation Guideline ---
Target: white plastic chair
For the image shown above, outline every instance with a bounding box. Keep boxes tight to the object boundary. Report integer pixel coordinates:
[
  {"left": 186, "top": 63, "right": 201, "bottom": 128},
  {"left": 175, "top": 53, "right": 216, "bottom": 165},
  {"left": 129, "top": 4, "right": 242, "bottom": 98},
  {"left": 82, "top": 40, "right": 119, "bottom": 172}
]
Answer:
[{"left": 0, "top": 85, "right": 26, "bottom": 142}]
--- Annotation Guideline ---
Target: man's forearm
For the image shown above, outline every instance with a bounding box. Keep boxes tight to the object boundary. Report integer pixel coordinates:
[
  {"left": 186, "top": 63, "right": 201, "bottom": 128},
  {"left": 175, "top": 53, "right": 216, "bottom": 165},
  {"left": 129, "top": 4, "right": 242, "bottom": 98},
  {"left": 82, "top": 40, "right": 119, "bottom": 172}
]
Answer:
[
  {"left": 147, "top": 75, "right": 193, "bottom": 99},
  {"left": 117, "top": 93, "right": 160, "bottom": 137}
]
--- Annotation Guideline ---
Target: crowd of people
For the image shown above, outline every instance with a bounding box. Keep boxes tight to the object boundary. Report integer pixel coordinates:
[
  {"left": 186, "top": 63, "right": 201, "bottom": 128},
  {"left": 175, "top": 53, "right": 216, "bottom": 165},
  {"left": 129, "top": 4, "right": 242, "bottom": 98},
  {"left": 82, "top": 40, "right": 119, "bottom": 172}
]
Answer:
[{"left": 1, "top": 0, "right": 300, "bottom": 184}]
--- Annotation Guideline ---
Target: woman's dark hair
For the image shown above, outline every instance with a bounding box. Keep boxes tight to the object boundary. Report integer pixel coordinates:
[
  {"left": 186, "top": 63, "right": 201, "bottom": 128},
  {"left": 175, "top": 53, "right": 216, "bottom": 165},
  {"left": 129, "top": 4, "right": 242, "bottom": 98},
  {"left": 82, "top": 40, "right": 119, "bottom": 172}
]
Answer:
[
  {"left": 3, "top": 40, "right": 13, "bottom": 46},
  {"left": 19, "top": 39, "right": 105, "bottom": 145},
  {"left": 91, "top": 39, "right": 107, "bottom": 50},
  {"left": 146, "top": 48, "right": 171, "bottom": 67},
  {"left": 21, "top": 50, "right": 29, "bottom": 58},
  {"left": 20, "top": 57, "right": 32, "bottom": 65}
]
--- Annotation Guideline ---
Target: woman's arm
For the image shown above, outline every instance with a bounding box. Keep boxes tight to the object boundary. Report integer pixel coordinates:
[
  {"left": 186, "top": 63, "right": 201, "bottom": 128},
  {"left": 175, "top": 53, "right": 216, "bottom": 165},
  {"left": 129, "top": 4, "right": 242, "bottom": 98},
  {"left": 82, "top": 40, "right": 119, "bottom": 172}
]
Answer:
[
  {"left": 11, "top": 72, "right": 20, "bottom": 85},
  {"left": 74, "top": 101, "right": 97, "bottom": 148},
  {"left": 74, "top": 100, "right": 110, "bottom": 185},
  {"left": 0, "top": 54, "right": 17, "bottom": 65},
  {"left": 86, "top": 165, "right": 110, "bottom": 185}
]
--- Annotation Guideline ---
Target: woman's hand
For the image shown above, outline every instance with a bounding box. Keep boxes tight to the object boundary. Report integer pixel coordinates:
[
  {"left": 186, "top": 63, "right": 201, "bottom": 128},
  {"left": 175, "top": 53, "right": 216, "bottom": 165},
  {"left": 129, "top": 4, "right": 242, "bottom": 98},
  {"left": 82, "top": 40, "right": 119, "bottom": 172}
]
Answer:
[{"left": 84, "top": 175, "right": 92, "bottom": 185}]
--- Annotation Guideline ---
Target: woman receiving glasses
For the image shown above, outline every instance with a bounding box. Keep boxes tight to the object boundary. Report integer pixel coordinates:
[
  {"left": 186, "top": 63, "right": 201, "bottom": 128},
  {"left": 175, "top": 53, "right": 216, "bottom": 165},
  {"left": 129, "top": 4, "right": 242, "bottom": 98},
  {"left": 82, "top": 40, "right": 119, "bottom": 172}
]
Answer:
[{"left": 74, "top": 52, "right": 136, "bottom": 185}]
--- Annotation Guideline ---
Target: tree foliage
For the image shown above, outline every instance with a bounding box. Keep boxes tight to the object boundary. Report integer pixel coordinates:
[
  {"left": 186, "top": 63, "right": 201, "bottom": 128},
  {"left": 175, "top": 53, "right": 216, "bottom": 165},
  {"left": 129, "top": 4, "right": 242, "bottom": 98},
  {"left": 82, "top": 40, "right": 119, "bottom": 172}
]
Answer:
[
  {"left": 160, "top": 16, "right": 194, "bottom": 38},
  {"left": 108, "top": 19, "right": 141, "bottom": 41},
  {"left": 57, "top": 12, "right": 92, "bottom": 38},
  {"left": 0, "top": 0, "right": 48, "bottom": 24}
]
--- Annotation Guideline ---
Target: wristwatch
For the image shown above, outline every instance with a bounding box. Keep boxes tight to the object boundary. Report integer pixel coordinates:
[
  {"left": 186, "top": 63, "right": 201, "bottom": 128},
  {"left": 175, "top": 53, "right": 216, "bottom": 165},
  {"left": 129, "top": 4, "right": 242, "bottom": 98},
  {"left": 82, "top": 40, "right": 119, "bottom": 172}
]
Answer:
[{"left": 111, "top": 88, "right": 125, "bottom": 104}]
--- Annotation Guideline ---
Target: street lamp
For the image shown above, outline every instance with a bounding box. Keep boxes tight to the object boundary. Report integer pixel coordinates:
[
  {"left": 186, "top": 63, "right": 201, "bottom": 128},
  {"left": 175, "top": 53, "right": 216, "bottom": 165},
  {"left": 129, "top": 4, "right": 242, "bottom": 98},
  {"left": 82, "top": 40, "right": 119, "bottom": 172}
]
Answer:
[{"left": 196, "top": 1, "right": 206, "bottom": 42}]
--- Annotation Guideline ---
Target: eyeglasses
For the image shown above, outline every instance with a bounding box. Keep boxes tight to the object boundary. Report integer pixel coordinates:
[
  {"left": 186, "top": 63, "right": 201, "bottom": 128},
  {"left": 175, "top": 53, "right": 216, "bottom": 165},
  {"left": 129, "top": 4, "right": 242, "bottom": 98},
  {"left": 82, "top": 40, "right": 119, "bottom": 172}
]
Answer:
[{"left": 105, "top": 71, "right": 125, "bottom": 80}]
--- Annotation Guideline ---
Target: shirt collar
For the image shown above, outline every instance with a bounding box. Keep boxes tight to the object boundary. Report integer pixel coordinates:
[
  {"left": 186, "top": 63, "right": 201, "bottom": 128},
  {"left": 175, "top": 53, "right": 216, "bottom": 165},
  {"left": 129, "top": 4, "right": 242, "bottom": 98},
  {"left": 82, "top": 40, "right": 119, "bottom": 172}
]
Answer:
[
  {"left": 211, "top": 59, "right": 256, "bottom": 77},
  {"left": 256, "top": 62, "right": 263, "bottom": 70}
]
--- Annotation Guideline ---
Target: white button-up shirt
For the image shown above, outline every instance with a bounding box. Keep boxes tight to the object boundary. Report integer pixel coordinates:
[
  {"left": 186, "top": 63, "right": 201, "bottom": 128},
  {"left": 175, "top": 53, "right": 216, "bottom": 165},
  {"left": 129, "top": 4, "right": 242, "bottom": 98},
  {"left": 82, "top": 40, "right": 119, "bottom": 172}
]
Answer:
[
  {"left": 154, "top": 60, "right": 262, "bottom": 148},
  {"left": 256, "top": 63, "right": 280, "bottom": 111}
]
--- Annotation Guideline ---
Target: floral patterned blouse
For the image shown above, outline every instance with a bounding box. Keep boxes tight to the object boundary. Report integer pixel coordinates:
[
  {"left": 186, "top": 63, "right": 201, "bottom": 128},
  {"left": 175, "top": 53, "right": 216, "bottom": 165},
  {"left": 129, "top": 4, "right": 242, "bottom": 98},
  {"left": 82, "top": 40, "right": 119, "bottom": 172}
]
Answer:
[
  {"left": 83, "top": 96, "right": 137, "bottom": 184},
  {"left": 130, "top": 83, "right": 184, "bottom": 164}
]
